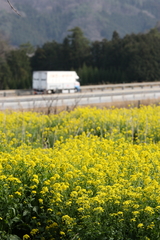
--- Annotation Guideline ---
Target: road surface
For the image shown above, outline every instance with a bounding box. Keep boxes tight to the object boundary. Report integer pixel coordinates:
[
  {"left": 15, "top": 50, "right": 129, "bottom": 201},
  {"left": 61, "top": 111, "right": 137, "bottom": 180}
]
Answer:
[{"left": 0, "top": 87, "right": 160, "bottom": 110}]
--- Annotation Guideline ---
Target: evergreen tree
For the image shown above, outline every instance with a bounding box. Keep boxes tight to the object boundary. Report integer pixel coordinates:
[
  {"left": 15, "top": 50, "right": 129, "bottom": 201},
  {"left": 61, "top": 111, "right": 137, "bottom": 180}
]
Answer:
[
  {"left": 112, "top": 31, "right": 120, "bottom": 41},
  {"left": 66, "top": 27, "right": 91, "bottom": 69},
  {"left": 0, "top": 62, "right": 12, "bottom": 90},
  {"left": 7, "top": 49, "right": 32, "bottom": 89},
  {"left": 31, "top": 47, "right": 46, "bottom": 71},
  {"left": 90, "top": 40, "right": 104, "bottom": 68},
  {"left": 62, "top": 37, "right": 71, "bottom": 70},
  {"left": 19, "top": 42, "right": 35, "bottom": 56}
]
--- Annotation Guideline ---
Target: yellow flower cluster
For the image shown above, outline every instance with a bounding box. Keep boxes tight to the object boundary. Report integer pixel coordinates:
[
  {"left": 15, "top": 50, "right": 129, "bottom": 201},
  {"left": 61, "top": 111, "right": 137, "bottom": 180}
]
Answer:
[
  {"left": 0, "top": 105, "right": 159, "bottom": 149},
  {"left": 0, "top": 105, "right": 160, "bottom": 239},
  {"left": 0, "top": 134, "right": 160, "bottom": 235}
]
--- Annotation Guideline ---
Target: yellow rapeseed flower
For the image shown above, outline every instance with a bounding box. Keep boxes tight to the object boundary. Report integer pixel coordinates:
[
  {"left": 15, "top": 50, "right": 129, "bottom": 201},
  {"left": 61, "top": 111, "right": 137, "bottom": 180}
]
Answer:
[
  {"left": 137, "top": 223, "right": 144, "bottom": 228},
  {"left": 30, "top": 228, "right": 39, "bottom": 236},
  {"left": 23, "top": 234, "right": 30, "bottom": 240}
]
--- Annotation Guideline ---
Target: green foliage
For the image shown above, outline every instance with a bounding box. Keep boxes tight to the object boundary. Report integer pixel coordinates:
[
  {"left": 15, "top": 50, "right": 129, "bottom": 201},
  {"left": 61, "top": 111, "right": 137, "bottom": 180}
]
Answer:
[
  {"left": 31, "top": 27, "right": 160, "bottom": 85},
  {"left": 0, "top": 34, "right": 33, "bottom": 90},
  {"left": 31, "top": 41, "right": 63, "bottom": 71},
  {"left": 66, "top": 27, "right": 91, "bottom": 69},
  {"left": 6, "top": 49, "right": 32, "bottom": 89},
  {"left": 19, "top": 42, "right": 35, "bottom": 56},
  {"left": 0, "top": 62, "right": 12, "bottom": 89},
  {"left": 0, "top": 106, "right": 160, "bottom": 239},
  {"left": 1, "top": 25, "right": 160, "bottom": 89}
]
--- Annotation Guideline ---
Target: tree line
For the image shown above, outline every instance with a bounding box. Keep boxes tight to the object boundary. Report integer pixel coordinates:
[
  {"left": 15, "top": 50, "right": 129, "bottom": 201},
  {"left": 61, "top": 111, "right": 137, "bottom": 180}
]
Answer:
[{"left": 0, "top": 27, "right": 160, "bottom": 89}]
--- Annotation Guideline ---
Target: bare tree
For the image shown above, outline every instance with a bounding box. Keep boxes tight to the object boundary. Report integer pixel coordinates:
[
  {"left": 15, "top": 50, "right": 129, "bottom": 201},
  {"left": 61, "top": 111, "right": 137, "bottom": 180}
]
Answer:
[{"left": 7, "top": 0, "right": 21, "bottom": 16}]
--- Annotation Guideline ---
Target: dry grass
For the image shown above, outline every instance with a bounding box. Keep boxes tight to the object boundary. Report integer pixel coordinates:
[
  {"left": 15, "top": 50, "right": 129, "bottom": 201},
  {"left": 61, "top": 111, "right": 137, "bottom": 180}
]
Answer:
[
  {"left": 19, "top": 97, "right": 160, "bottom": 114},
  {"left": 85, "top": 97, "right": 160, "bottom": 109}
]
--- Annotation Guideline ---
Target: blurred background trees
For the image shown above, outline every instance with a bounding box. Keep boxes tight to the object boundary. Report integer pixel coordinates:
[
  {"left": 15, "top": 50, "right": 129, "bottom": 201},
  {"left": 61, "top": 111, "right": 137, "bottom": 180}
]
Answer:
[{"left": 1, "top": 27, "right": 160, "bottom": 89}]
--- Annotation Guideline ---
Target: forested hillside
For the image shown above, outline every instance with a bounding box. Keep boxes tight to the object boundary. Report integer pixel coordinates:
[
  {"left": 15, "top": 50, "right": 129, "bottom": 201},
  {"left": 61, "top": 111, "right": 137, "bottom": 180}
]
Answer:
[
  {"left": 1, "top": 27, "right": 160, "bottom": 89},
  {"left": 0, "top": 0, "right": 160, "bottom": 46}
]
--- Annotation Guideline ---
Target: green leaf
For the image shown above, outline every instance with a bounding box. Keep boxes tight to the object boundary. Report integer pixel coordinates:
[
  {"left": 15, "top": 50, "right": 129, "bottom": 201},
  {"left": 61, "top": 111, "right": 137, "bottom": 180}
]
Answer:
[
  {"left": 33, "top": 206, "right": 38, "bottom": 213},
  {"left": 23, "top": 209, "right": 29, "bottom": 216},
  {"left": 9, "top": 207, "right": 16, "bottom": 216},
  {"left": 11, "top": 217, "right": 21, "bottom": 224},
  {"left": 9, "top": 235, "right": 21, "bottom": 240}
]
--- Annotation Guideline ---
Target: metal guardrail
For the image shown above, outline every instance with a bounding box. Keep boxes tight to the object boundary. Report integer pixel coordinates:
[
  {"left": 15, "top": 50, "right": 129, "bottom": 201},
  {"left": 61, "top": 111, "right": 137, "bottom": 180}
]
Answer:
[
  {"left": 81, "top": 82, "right": 160, "bottom": 91},
  {"left": 0, "top": 89, "right": 160, "bottom": 103},
  {"left": 0, "top": 90, "right": 33, "bottom": 97},
  {"left": 0, "top": 82, "right": 160, "bottom": 97},
  {"left": 0, "top": 88, "right": 160, "bottom": 110}
]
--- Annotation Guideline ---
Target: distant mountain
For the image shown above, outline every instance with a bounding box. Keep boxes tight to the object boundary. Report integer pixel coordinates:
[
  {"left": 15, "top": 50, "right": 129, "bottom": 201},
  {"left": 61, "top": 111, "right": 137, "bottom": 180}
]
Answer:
[{"left": 0, "top": 0, "right": 160, "bottom": 46}]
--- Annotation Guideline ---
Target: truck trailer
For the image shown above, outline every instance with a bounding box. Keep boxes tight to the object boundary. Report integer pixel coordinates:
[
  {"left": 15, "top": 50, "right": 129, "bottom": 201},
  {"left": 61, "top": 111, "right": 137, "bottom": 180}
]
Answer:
[{"left": 32, "top": 71, "right": 80, "bottom": 94}]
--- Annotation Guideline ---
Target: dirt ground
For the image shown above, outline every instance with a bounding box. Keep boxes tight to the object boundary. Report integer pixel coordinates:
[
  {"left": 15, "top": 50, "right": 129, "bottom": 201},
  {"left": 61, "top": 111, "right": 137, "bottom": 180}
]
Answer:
[{"left": 21, "top": 97, "right": 160, "bottom": 115}]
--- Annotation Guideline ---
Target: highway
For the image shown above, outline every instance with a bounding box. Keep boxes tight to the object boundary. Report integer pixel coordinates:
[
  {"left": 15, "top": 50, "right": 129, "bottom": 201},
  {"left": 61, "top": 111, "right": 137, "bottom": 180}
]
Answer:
[
  {"left": 0, "top": 81, "right": 160, "bottom": 97},
  {"left": 0, "top": 85, "right": 160, "bottom": 110}
]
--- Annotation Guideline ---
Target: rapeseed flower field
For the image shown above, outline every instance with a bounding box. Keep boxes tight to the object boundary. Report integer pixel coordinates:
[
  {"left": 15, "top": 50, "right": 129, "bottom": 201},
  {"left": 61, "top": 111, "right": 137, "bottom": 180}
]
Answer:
[{"left": 0, "top": 105, "right": 160, "bottom": 240}]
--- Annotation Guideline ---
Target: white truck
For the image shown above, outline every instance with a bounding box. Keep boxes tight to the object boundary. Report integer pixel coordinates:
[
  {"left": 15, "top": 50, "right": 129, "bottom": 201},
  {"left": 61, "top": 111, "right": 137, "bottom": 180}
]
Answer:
[{"left": 32, "top": 71, "right": 80, "bottom": 94}]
